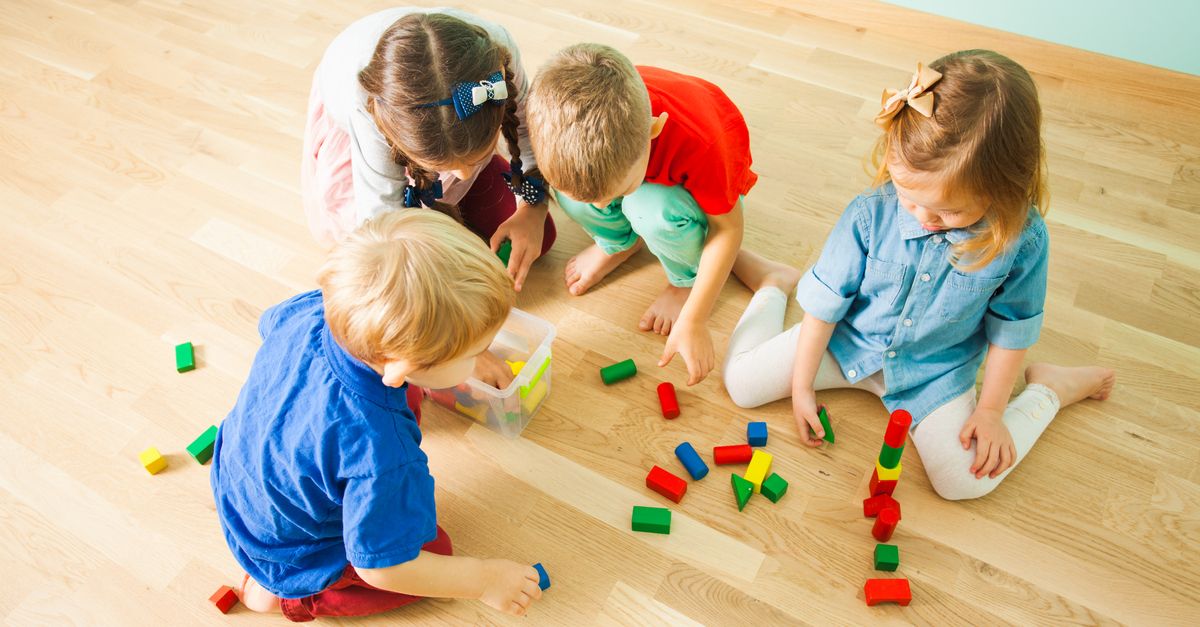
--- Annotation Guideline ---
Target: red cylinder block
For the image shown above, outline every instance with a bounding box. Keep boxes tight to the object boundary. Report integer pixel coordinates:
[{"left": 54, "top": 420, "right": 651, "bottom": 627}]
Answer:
[
  {"left": 883, "top": 409, "right": 912, "bottom": 448},
  {"left": 713, "top": 444, "right": 754, "bottom": 465},
  {"left": 872, "top": 506, "right": 900, "bottom": 542},
  {"left": 657, "top": 382, "right": 680, "bottom": 419}
]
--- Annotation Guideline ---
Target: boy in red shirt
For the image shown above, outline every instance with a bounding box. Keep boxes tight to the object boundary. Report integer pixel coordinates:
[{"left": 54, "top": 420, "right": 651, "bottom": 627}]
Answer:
[{"left": 527, "top": 44, "right": 756, "bottom": 385}]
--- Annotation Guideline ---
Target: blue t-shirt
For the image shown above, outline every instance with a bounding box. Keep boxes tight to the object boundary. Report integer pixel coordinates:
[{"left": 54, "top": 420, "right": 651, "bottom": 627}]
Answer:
[
  {"left": 795, "top": 182, "right": 1049, "bottom": 424},
  {"left": 210, "top": 290, "right": 436, "bottom": 599}
]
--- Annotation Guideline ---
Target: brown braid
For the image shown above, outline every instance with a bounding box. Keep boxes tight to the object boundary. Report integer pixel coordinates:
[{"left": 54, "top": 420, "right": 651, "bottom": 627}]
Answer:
[{"left": 499, "top": 51, "right": 524, "bottom": 191}]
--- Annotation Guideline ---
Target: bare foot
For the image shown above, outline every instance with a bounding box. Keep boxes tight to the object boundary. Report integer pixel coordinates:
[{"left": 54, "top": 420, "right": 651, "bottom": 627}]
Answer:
[
  {"left": 638, "top": 285, "right": 692, "bottom": 335},
  {"left": 241, "top": 576, "right": 282, "bottom": 614},
  {"left": 564, "top": 241, "right": 643, "bottom": 296},
  {"left": 1025, "top": 363, "right": 1116, "bottom": 406},
  {"left": 732, "top": 249, "right": 803, "bottom": 294}
]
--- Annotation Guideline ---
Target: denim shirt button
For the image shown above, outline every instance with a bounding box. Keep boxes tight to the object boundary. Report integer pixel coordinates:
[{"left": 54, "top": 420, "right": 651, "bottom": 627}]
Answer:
[
  {"left": 931, "top": 235, "right": 943, "bottom": 244},
  {"left": 903, "top": 318, "right": 913, "bottom": 327},
  {"left": 920, "top": 273, "right": 931, "bottom": 282},
  {"left": 887, "top": 351, "right": 897, "bottom": 358},
  {"left": 847, "top": 369, "right": 857, "bottom": 378}
]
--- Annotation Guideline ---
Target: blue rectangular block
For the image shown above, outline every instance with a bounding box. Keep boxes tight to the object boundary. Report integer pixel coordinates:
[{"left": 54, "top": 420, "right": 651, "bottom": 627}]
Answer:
[
  {"left": 532, "top": 562, "right": 550, "bottom": 590},
  {"left": 747, "top": 421, "right": 768, "bottom": 447},
  {"left": 674, "top": 441, "right": 709, "bottom": 480}
]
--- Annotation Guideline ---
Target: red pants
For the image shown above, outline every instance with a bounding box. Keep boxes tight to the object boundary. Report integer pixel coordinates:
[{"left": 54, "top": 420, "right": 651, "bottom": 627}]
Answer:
[
  {"left": 458, "top": 155, "right": 557, "bottom": 257},
  {"left": 280, "top": 526, "right": 454, "bottom": 622}
]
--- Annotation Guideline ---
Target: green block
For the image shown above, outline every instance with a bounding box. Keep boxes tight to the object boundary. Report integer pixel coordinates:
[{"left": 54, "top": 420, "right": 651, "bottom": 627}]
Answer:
[
  {"left": 731, "top": 473, "right": 753, "bottom": 511},
  {"left": 874, "top": 543, "right": 899, "bottom": 571},
  {"left": 600, "top": 359, "right": 637, "bottom": 385},
  {"left": 761, "top": 472, "right": 789, "bottom": 503},
  {"left": 187, "top": 425, "right": 218, "bottom": 465},
  {"left": 811, "top": 405, "right": 834, "bottom": 443},
  {"left": 878, "top": 442, "right": 904, "bottom": 469},
  {"left": 497, "top": 240, "right": 512, "bottom": 267},
  {"left": 175, "top": 342, "right": 195, "bottom": 373},
  {"left": 631, "top": 505, "right": 671, "bottom": 534}
]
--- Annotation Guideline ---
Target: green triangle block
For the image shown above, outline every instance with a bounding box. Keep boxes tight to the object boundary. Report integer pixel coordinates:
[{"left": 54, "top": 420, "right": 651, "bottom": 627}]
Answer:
[
  {"left": 812, "top": 405, "right": 835, "bottom": 443},
  {"left": 761, "top": 472, "right": 789, "bottom": 503},
  {"left": 874, "top": 543, "right": 899, "bottom": 571},
  {"left": 731, "top": 473, "right": 753, "bottom": 511}
]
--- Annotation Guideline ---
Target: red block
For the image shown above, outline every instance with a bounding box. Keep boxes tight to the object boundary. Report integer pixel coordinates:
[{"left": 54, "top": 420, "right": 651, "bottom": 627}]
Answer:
[
  {"left": 862, "top": 494, "right": 901, "bottom": 518},
  {"left": 209, "top": 585, "right": 239, "bottom": 614},
  {"left": 864, "top": 578, "right": 911, "bottom": 606},
  {"left": 646, "top": 465, "right": 687, "bottom": 503},
  {"left": 657, "top": 382, "right": 680, "bottom": 419},
  {"left": 872, "top": 506, "right": 900, "bottom": 542},
  {"left": 870, "top": 467, "right": 897, "bottom": 496},
  {"left": 713, "top": 444, "right": 753, "bottom": 465},
  {"left": 883, "top": 409, "right": 912, "bottom": 448}
]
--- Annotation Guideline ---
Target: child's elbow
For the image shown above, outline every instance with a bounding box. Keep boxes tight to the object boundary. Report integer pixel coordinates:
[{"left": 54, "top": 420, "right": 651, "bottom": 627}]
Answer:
[{"left": 356, "top": 566, "right": 389, "bottom": 589}]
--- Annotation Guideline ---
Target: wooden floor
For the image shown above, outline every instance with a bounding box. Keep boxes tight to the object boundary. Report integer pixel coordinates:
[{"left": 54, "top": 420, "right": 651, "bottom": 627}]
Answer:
[{"left": 2, "top": 0, "right": 1198, "bottom": 624}]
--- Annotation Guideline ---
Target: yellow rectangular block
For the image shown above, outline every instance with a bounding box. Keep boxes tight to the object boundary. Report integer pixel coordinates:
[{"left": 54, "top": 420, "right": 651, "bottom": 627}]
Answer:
[
  {"left": 875, "top": 460, "right": 902, "bottom": 482},
  {"left": 139, "top": 447, "right": 167, "bottom": 475},
  {"left": 455, "top": 401, "right": 488, "bottom": 423},
  {"left": 745, "top": 450, "right": 773, "bottom": 493}
]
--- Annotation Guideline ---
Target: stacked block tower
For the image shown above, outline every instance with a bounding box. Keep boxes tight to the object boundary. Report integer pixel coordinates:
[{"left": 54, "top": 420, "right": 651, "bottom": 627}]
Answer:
[{"left": 863, "top": 409, "right": 914, "bottom": 607}]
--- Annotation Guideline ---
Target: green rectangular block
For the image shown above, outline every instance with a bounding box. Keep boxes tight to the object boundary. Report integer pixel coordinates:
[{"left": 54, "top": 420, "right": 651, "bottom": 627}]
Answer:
[
  {"left": 187, "top": 425, "right": 218, "bottom": 465},
  {"left": 175, "top": 342, "right": 195, "bottom": 373},
  {"left": 812, "top": 405, "right": 834, "bottom": 443},
  {"left": 600, "top": 359, "right": 637, "bottom": 385},
  {"left": 878, "top": 442, "right": 905, "bottom": 469},
  {"left": 761, "top": 472, "right": 789, "bottom": 503},
  {"left": 497, "top": 240, "right": 512, "bottom": 267},
  {"left": 631, "top": 505, "right": 671, "bottom": 534},
  {"left": 874, "top": 543, "right": 899, "bottom": 571}
]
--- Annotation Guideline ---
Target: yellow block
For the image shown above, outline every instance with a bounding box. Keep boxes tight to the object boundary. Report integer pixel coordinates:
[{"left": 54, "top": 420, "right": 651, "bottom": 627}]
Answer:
[
  {"left": 521, "top": 380, "right": 548, "bottom": 415},
  {"left": 745, "top": 450, "right": 773, "bottom": 493},
  {"left": 875, "top": 460, "right": 902, "bottom": 482},
  {"left": 455, "top": 401, "right": 488, "bottom": 424},
  {"left": 139, "top": 447, "right": 167, "bottom": 475},
  {"left": 506, "top": 360, "right": 525, "bottom": 376}
]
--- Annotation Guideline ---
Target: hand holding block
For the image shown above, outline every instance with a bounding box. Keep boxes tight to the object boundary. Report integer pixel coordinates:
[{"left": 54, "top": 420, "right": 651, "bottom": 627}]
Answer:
[
  {"left": 812, "top": 405, "right": 834, "bottom": 443},
  {"left": 646, "top": 465, "right": 687, "bottom": 503},
  {"left": 532, "top": 563, "right": 551, "bottom": 590}
]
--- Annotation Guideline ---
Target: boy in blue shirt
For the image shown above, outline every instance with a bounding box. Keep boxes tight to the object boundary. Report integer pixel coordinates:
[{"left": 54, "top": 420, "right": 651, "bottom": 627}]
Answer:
[{"left": 210, "top": 211, "right": 543, "bottom": 620}]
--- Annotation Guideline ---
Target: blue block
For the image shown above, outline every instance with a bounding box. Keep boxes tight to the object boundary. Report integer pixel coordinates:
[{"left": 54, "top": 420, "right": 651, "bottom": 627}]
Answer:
[
  {"left": 674, "top": 442, "right": 709, "bottom": 480},
  {"left": 747, "top": 421, "right": 768, "bottom": 447},
  {"left": 533, "top": 562, "right": 550, "bottom": 590}
]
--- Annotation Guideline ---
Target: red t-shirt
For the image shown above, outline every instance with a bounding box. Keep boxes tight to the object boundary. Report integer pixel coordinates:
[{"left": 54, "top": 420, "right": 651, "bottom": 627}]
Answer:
[{"left": 640, "top": 66, "right": 757, "bottom": 215}]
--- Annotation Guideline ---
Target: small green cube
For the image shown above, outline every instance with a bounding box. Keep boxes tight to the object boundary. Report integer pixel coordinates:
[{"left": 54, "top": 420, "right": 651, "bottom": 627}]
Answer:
[
  {"left": 175, "top": 342, "right": 195, "bottom": 373},
  {"left": 811, "top": 405, "right": 834, "bottom": 443},
  {"left": 761, "top": 472, "right": 789, "bottom": 503},
  {"left": 187, "top": 425, "right": 218, "bottom": 465},
  {"left": 731, "top": 473, "right": 753, "bottom": 511},
  {"left": 497, "top": 240, "right": 512, "bottom": 267},
  {"left": 874, "top": 543, "right": 899, "bottom": 571},
  {"left": 631, "top": 505, "right": 671, "bottom": 534}
]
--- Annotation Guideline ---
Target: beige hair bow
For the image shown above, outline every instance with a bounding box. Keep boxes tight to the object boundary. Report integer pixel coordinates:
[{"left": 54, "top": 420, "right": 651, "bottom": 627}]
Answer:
[{"left": 874, "top": 63, "right": 943, "bottom": 128}]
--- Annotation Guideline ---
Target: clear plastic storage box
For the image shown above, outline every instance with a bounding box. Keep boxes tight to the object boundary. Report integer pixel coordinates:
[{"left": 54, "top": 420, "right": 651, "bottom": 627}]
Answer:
[{"left": 428, "top": 308, "right": 554, "bottom": 438}]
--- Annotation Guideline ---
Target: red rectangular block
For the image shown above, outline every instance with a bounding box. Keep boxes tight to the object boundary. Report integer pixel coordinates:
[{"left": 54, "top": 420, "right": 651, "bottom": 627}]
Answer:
[
  {"left": 864, "top": 578, "right": 911, "bottom": 606},
  {"left": 209, "top": 585, "right": 239, "bottom": 613},
  {"left": 870, "top": 467, "right": 897, "bottom": 496},
  {"left": 872, "top": 506, "right": 900, "bottom": 542},
  {"left": 863, "top": 494, "right": 901, "bottom": 518},
  {"left": 713, "top": 444, "right": 753, "bottom": 465},
  {"left": 883, "top": 409, "right": 912, "bottom": 448},
  {"left": 657, "top": 382, "right": 680, "bottom": 419},
  {"left": 646, "top": 465, "right": 687, "bottom": 503}
]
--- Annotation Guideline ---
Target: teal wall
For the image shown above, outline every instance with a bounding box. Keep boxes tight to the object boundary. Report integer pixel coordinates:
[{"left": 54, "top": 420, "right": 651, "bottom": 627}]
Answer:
[{"left": 884, "top": 0, "right": 1200, "bottom": 76}]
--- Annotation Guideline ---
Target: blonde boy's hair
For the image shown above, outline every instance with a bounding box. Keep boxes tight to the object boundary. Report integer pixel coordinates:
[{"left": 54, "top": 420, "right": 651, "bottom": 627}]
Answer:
[
  {"left": 527, "top": 43, "right": 650, "bottom": 202},
  {"left": 871, "top": 49, "right": 1048, "bottom": 271},
  {"left": 319, "top": 210, "right": 514, "bottom": 368}
]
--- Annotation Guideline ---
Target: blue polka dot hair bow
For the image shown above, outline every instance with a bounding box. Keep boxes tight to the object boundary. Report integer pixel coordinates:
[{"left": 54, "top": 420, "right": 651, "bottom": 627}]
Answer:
[
  {"left": 416, "top": 71, "right": 507, "bottom": 120},
  {"left": 403, "top": 179, "right": 443, "bottom": 208}
]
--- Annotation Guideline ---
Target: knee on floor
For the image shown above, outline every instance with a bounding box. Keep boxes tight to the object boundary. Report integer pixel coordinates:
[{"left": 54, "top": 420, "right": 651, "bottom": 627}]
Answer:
[{"left": 927, "top": 469, "right": 1002, "bottom": 501}]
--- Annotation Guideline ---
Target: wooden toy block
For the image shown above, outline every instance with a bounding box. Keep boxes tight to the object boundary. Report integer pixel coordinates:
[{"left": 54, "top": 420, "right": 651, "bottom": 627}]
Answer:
[
  {"left": 187, "top": 425, "right": 218, "bottom": 465},
  {"left": 731, "top": 473, "right": 753, "bottom": 511},
  {"left": 646, "top": 465, "right": 687, "bottom": 503},
  {"left": 744, "top": 450, "right": 773, "bottom": 493},
  {"left": 138, "top": 447, "right": 167, "bottom": 475},
  {"left": 874, "top": 544, "right": 899, "bottom": 571},
  {"left": 521, "top": 380, "right": 548, "bottom": 415},
  {"left": 864, "top": 578, "right": 911, "bottom": 606},
  {"left": 747, "top": 421, "right": 768, "bottom": 446},
  {"left": 713, "top": 444, "right": 753, "bottom": 465},
  {"left": 760, "top": 473, "right": 788, "bottom": 503},
  {"left": 878, "top": 441, "right": 905, "bottom": 469},
  {"left": 674, "top": 442, "right": 709, "bottom": 480},
  {"left": 497, "top": 240, "right": 512, "bottom": 266},
  {"left": 875, "top": 460, "right": 903, "bottom": 482},
  {"left": 506, "top": 360, "right": 525, "bottom": 376},
  {"left": 209, "top": 585, "right": 239, "bottom": 613},
  {"left": 872, "top": 506, "right": 900, "bottom": 542},
  {"left": 631, "top": 505, "right": 671, "bottom": 534},
  {"left": 600, "top": 359, "right": 637, "bottom": 385},
  {"left": 657, "top": 382, "right": 680, "bottom": 419},
  {"left": 533, "top": 563, "right": 551, "bottom": 590},
  {"left": 429, "top": 388, "right": 457, "bottom": 409},
  {"left": 863, "top": 494, "right": 901, "bottom": 518},
  {"left": 883, "top": 409, "right": 913, "bottom": 448},
  {"left": 455, "top": 401, "right": 488, "bottom": 423},
  {"left": 175, "top": 342, "right": 195, "bottom": 373},
  {"left": 811, "top": 404, "right": 834, "bottom": 443},
  {"left": 870, "top": 467, "right": 897, "bottom": 496}
]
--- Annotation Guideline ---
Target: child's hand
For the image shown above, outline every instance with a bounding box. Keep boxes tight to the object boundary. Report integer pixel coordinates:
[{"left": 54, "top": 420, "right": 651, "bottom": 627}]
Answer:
[
  {"left": 473, "top": 351, "right": 515, "bottom": 389},
  {"left": 659, "top": 319, "right": 714, "bottom": 386},
  {"left": 790, "top": 386, "right": 826, "bottom": 447},
  {"left": 479, "top": 559, "right": 543, "bottom": 616},
  {"left": 959, "top": 407, "right": 1016, "bottom": 478},
  {"left": 490, "top": 205, "right": 547, "bottom": 292}
]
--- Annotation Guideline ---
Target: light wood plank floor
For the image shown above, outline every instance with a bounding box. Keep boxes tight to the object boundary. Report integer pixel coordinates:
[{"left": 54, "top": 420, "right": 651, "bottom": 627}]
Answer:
[{"left": 2, "top": 0, "right": 1198, "bottom": 624}]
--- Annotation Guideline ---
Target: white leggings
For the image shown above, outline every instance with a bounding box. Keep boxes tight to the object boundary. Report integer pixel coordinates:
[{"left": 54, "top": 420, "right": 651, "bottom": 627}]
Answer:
[{"left": 722, "top": 288, "right": 1061, "bottom": 500}]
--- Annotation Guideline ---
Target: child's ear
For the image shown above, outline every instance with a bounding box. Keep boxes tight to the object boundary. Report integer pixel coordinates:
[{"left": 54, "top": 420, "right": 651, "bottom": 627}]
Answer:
[
  {"left": 381, "top": 360, "right": 415, "bottom": 388},
  {"left": 649, "top": 112, "right": 669, "bottom": 139}
]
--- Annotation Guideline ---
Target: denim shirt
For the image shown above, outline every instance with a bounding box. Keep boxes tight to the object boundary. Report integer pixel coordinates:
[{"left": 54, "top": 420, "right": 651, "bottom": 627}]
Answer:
[{"left": 795, "top": 183, "right": 1049, "bottom": 425}]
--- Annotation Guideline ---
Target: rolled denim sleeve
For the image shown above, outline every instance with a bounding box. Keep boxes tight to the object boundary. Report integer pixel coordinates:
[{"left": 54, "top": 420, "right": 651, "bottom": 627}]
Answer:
[
  {"left": 795, "top": 199, "right": 870, "bottom": 323},
  {"left": 985, "top": 220, "right": 1048, "bottom": 349}
]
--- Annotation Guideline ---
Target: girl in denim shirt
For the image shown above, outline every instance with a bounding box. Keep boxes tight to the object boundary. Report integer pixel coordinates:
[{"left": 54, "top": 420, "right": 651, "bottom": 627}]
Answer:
[{"left": 723, "top": 50, "right": 1115, "bottom": 500}]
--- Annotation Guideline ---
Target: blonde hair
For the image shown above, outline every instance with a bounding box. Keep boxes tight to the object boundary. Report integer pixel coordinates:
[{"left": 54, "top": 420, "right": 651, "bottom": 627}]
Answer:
[
  {"left": 527, "top": 43, "right": 650, "bottom": 202},
  {"left": 319, "top": 210, "right": 514, "bottom": 368},
  {"left": 871, "top": 50, "right": 1048, "bottom": 270}
]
